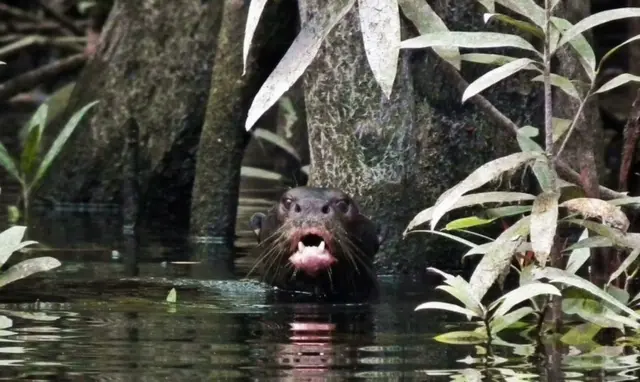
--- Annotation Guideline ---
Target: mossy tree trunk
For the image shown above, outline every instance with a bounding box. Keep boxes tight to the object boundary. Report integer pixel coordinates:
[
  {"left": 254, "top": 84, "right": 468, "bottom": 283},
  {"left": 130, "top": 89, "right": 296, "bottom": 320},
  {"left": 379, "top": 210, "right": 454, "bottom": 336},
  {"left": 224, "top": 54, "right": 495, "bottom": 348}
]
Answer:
[
  {"left": 299, "top": 0, "right": 541, "bottom": 273},
  {"left": 37, "top": 0, "right": 224, "bottom": 229}
]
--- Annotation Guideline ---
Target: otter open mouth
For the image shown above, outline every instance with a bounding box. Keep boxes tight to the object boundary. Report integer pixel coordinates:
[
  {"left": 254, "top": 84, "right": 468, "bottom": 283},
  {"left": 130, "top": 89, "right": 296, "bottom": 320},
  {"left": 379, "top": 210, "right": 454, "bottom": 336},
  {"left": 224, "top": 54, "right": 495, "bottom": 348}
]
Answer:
[{"left": 289, "top": 229, "right": 336, "bottom": 276}]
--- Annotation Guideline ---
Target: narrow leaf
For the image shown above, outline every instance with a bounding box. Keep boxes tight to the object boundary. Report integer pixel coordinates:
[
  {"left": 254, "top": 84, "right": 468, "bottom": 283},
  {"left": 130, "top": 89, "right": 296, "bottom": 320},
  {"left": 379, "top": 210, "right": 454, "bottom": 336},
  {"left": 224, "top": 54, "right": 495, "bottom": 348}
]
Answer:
[
  {"left": 564, "top": 236, "right": 613, "bottom": 253},
  {"left": 532, "top": 73, "right": 580, "bottom": 100},
  {"left": 494, "top": 0, "right": 544, "bottom": 27},
  {"left": 0, "top": 240, "right": 39, "bottom": 269},
  {"left": 242, "top": 0, "right": 269, "bottom": 75},
  {"left": 444, "top": 216, "right": 497, "bottom": 231},
  {"left": 407, "top": 230, "right": 477, "bottom": 248},
  {"left": 530, "top": 191, "right": 560, "bottom": 265},
  {"left": 414, "top": 301, "right": 480, "bottom": 319},
  {"left": 594, "top": 73, "right": 640, "bottom": 95},
  {"left": 609, "top": 248, "right": 640, "bottom": 286},
  {"left": 560, "top": 198, "right": 630, "bottom": 232},
  {"left": 550, "top": 17, "right": 596, "bottom": 81},
  {"left": 552, "top": 117, "right": 572, "bottom": 142},
  {"left": 558, "top": 9, "right": 640, "bottom": 50},
  {"left": 491, "top": 282, "right": 561, "bottom": 318},
  {"left": 404, "top": 191, "right": 536, "bottom": 234},
  {"left": 358, "top": 0, "right": 400, "bottom": 98},
  {"left": 20, "top": 103, "right": 48, "bottom": 181},
  {"left": 0, "top": 227, "right": 26, "bottom": 248},
  {"left": 0, "top": 142, "right": 20, "bottom": 183},
  {"left": 460, "top": 53, "right": 516, "bottom": 66},
  {"left": 430, "top": 152, "right": 540, "bottom": 230},
  {"left": 252, "top": 128, "right": 301, "bottom": 161},
  {"left": 427, "top": 267, "right": 484, "bottom": 315},
  {"left": 0, "top": 257, "right": 61, "bottom": 289},
  {"left": 245, "top": 0, "right": 356, "bottom": 130},
  {"left": 533, "top": 267, "right": 640, "bottom": 320},
  {"left": 560, "top": 323, "right": 601, "bottom": 346},
  {"left": 515, "top": 130, "right": 555, "bottom": 191},
  {"left": 433, "top": 330, "right": 488, "bottom": 345},
  {"left": 608, "top": 197, "right": 640, "bottom": 206},
  {"left": 436, "top": 285, "right": 483, "bottom": 316},
  {"left": 31, "top": 101, "right": 98, "bottom": 191},
  {"left": 565, "top": 230, "right": 592, "bottom": 275},
  {"left": 599, "top": 35, "right": 640, "bottom": 72},
  {"left": 469, "top": 216, "right": 531, "bottom": 300},
  {"left": 485, "top": 205, "right": 532, "bottom": 218},
  {"left": 462, "top": 58, "right": 537, "bottom": 102},
  {"left": 483, "top": 13, "right": 544, "bottom": 38},
  {"left": 398, "top": 0, "right": 461, "bottom": 69},
  {"left": 490, "top": 307, "right": 535, "bottom": 334},
  {"left": 400, "top": 31, "right": 540, "bottom": 55},
  {"left": 241, "top": 166, "right": 283, "bottom": 181}
]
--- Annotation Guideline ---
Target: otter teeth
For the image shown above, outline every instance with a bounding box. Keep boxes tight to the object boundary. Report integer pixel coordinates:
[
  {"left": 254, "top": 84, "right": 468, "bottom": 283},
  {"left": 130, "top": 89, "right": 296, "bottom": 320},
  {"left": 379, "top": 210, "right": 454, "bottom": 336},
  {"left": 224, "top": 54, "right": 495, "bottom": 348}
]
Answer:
[
  {"left": 298, "top": 242, "right": 305, "bottom": 252},
  {"left": 318, "top": 241, "right": 325, "bottom": 251},
  {"left": 296, "top": 240, "right": 326, "bottom": 253}
]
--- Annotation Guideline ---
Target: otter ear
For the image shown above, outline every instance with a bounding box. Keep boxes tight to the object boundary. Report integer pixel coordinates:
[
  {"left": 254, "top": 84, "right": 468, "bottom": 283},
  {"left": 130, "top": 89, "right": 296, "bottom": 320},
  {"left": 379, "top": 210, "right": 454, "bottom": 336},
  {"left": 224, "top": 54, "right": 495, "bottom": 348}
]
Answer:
[{"left": 249, "top": 213, "right": 266, "bottom": 240}]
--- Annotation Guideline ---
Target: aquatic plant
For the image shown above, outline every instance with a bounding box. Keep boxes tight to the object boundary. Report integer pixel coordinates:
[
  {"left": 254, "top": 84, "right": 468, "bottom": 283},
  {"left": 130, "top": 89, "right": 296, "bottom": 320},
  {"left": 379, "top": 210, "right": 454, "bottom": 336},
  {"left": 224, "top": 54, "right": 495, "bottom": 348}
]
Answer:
[
  {"left": 398, "top": 0, "right": 640, "bottom": 351},
  {"left": 0, "top": 100, "right": 98, "bottom": 222}
]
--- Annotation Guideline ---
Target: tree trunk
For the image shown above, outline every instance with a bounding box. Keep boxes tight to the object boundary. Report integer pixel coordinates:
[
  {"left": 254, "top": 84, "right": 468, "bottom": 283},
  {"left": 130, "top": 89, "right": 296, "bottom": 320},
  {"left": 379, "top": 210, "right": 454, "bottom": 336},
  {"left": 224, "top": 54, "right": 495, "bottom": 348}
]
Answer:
[
  {"left": 299, "top": 0, "right": 539, "bottom": 273},
  {"left": 36, "top": 0, "right": 224, "bottom": 229},
  {"left": 189, "top": 0, "right": 298, "bottom": 241}
]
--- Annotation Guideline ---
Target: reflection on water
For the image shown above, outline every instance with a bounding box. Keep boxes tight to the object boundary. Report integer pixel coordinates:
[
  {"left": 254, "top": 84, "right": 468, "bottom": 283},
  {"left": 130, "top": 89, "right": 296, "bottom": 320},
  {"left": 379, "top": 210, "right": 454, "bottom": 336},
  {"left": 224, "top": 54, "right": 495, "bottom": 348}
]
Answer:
[{"left": 0, "top": 196, "right": 634, "bottom": 380}]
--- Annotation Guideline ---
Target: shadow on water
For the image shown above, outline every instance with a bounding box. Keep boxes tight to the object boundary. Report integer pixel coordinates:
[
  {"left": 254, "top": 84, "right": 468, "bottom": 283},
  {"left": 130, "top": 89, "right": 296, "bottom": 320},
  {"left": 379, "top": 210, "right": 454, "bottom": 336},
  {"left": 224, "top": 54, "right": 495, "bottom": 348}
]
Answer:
[{"left": 0, "top": 197, "right": 636, "bottom": 380}]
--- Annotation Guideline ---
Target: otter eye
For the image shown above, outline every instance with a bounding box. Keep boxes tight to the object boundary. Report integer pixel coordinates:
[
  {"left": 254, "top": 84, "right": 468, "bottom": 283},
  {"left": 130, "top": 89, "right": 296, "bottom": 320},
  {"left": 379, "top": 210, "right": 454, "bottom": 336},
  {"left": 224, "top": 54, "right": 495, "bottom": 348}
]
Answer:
[
  {"left": 282, "top": 198, "right": 293, "bottom": 210},
  {"left": 335, "top": 199, "right": 350, "bottom": 213}
]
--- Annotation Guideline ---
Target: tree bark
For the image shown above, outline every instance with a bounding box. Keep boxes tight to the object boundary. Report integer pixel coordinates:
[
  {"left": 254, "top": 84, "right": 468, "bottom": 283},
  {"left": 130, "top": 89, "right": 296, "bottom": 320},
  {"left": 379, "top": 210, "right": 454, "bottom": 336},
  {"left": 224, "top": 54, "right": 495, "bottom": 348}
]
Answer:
[
  {"left": 36, "top": 0, "right": 224, "bottom": 229},
  {"left": 298, "top": 0, "right": 535, "bottom": 273}
]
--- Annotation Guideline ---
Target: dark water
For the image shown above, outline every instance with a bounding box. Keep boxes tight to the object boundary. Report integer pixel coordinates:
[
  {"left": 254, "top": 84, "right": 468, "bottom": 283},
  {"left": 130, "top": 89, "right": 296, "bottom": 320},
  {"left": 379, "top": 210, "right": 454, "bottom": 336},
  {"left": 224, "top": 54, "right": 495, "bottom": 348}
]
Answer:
[{"left": 0, "top": 208, "right": 636, "bottom": 382}]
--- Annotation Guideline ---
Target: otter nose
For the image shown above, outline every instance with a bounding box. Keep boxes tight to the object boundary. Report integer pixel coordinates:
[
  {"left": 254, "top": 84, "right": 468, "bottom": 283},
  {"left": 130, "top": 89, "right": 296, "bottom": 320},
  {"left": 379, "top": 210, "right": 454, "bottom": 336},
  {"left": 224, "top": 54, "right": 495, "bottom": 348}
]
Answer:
[{"left": 291, "top": 199, "right": 334, "bottom": 217}]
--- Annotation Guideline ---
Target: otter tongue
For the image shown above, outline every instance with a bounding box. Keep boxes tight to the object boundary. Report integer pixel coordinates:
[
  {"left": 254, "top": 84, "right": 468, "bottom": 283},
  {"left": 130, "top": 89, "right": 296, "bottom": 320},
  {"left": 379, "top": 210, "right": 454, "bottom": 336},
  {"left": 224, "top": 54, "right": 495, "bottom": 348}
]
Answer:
[{"left": 289, "top": 241, "right": 335, "bottom": 276}]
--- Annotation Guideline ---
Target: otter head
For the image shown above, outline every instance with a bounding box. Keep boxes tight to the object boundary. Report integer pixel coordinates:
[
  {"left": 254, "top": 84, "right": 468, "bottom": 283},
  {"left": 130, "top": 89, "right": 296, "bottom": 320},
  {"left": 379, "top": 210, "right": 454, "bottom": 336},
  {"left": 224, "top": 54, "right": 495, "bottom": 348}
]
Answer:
[{"left": 249, "top": 187, "right": 380, "bottom": 285}]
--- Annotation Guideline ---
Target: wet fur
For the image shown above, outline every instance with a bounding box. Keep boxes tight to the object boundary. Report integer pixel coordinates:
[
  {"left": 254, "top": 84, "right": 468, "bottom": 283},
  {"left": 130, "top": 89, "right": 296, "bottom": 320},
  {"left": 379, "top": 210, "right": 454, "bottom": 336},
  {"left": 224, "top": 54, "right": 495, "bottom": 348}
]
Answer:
[{"left": 248, "top": 187, "right": 380, "bottom": 299}]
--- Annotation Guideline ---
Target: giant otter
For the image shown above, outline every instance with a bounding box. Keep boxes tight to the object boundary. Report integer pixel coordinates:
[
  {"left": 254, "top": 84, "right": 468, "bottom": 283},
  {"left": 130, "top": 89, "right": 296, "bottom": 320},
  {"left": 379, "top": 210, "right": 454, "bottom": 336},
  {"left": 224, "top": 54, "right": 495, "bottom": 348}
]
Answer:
[{"left": 248, "top": 187, "right": 381, "bottom": 300}]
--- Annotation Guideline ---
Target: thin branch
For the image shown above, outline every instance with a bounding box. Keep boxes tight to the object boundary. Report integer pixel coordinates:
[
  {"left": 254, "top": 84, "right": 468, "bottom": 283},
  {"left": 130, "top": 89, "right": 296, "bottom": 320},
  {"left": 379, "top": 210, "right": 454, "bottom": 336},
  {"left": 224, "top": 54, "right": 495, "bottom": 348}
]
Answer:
[
  {"left": 0, "top": 54, "right": 86, "bottom": 102},
  {"left": 0, "top": 4, "right": 41, "bottom": 23},
  {"left": 437, "top": 55, "right": 627, "bottom": 200},
  {"left": 37, "top": 0, "right": 84, "bottom": 36},
  {"left": 0, "top": 35, "right": 86, "bottom": 59}
]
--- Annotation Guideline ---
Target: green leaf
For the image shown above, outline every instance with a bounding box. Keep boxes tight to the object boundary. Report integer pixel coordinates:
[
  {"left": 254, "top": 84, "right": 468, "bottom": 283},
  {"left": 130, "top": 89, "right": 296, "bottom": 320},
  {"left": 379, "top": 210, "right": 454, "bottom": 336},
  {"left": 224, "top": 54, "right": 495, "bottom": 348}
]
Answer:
[
  {"left": 563, "top": 219, "right": 640, "bottom": 251},
  {"left": 469, "top": 216, "right": 530, "bottom": 300},
  {"left": 609, "top": 248, "right": 640, "bottom": 286},
  {"left": 552, "top": 117, "right": 572, "bottom": 142},
  {"left": 414, "top": 301, "right": 480, "bottom": 319},
  {"left": 252, "top": 128, "right": 301, "bottom": 162},
  {"left": 484, "top": 205, "right": 533, "bottom": 218},
  {"left": 518, "top": 125, "right": 539, "bottom": 138},
  {"left": 241, "top": 166, "right": 285, "bottom": 181},
  {"left": 599, "top": 35, "right": 640, "bottom": 73},
  {"left": 166, "top": 288, "right": 177, "bottom": 303},
  {"left": 433, "top": 330, "right": 488, "bottom": 345},
  {"left": 606, "top": 284, "right": 630, "bottom": 305},
  {"left": 0, "top": 240, "right": 39, "bottom": 269},
  {"left": 31, "top": 101, "right": 98, "bottom": 192},
  {"left": 533, "top": 266, "right": 640, "bottom": 321},
  {"left": 490, "top": 282, "right": 561, "bottom": 318},
  {"left": 560, "top": 198, "right": 630, "bottom": 232},
  {"left": 483, "top": 13, "right": 544, "bottom": 39},
  {"left": 400, "top": 31, "right": 540, "bottom": 56},
  {"left": 494, "top": 0, "right": 545, "bottom": 27},
  {"left": 532, "top": 73, "right": 580, "bottom": 100},
  {"left": 20, "top": 103, "right": 48, "bottom": 182},
  {"left": 594, "top": 73, "right": 640, "bottom": 95},
  {"left": 462, "top": 58, "right": 537, "bottom": 102},
  {"left": 565, "top": 235, "right": 613, "bottom": 253},
  {"left": 560, "top": 323, "right": 601, "bottom": 346},
  {"left": 0, "top": 257, "right": 61, "bottom": 289},
  {"left": 550, "top": 17, "right": 596, "bottom": 81},
  {"left": 515, "top": 130, "right": 555, "bottom": 191},
  {"left": 242, "top": 0, "right": 269, "bottom": 75},
  {"left": 444, "top": 216, "right": 497, "bottom": 231},
  {"left": 398, "top": 0, "right": 461, "bottom": 69},
  {"left": 404, "top": 191, "right": 536, "bottom": 234},
  {"left": 459, "top": 53, "right": 517, "bottom": 66},
  {"left": 0, "top": 142, "right": 20, "bottom": 183},
  {"left": 430, "top": 152, "right": 541, "bottom": 230},
  {"left": 246, "top": 0, "right": 356, "bottom": 130},
  {"left": 489, "top": 306, "right": 535, "bottom": 334},
  {"left": 359, "top": 0, "right": 400, "bottom": 98},
  {"left": 530, "top": 191, "right": 560, "bottom": 265},
  {"left": 407, "top": 229, "right": 478, "bottom": 248},
  {"left": 436, "top": 286, "right": 483, "bottom": 317},
  {"left": 558, "top": 8, "right": 640, "bottom": 51}
]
